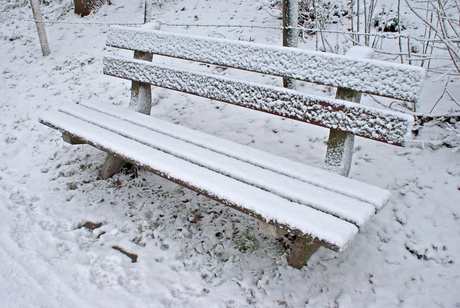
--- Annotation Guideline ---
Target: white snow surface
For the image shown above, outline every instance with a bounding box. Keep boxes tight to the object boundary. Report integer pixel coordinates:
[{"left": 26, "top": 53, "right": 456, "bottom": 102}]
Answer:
[{"left": 1, "top": 0, "right": 460, "bottom": 307}]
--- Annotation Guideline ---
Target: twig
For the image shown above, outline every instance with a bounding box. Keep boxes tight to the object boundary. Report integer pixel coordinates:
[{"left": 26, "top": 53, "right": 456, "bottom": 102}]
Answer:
[
  {"left": 421, "top": 1, "right": 434, "bottom": 68},
  {"left": 263, "top": 7, "right": 282, "bottom": 19},
  {"left": 446, "top": 122, "right": 459, "bottom": 133},
  {"left": 350, "top": 0, "right": 355, "bottom": 45},
  {"left": 408, "top": 36, "right": 412, "bottom": 65},
  {"left": 399, "top": 0, "right": 404, "bottom": 63},
  {"left": 364, "top": 0, "right": 368, "bottom": 45},
  {"left": 406, "top": 0, "right": 460, "bottom": 73},
  {"left": 434, "top": 0, "right": 460, "bottom": 37},
  {"left": 433, "top": 67, "right": 455, "bottom": 81},
  {"left": 316, "top": 20, "right": 328, "bottom": 52},
  {"left": 429, "top": 77, "right": 450, "bottom": 113},
  {"left": 446, "top": 90, "right": 460, "bottom": 107},
  {"left": 323, "top": 34, "right": 336, "bottom": 53},
  {"left": 368, "top": 94, "right": 391, "bottom": 109},
  {"left": 357, "top": 0, "right": 360, "bottom": 43}
]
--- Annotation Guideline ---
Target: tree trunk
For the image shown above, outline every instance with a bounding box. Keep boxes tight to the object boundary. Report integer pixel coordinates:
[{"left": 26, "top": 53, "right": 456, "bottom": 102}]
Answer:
[{"left": 74, "top": 0, "right": 106, "bottom": 17}]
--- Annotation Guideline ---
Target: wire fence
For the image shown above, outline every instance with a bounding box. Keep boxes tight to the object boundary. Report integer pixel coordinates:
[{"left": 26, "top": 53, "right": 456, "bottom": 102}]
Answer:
[
  {"left": 23, "top": 19, "right": 145, "bottom": 25},
  {"left": 15, "top": 14, "right": 460, "bottom": 116},
  {"left": 20, "top": 17, "right": 455, "bottom": 66}
]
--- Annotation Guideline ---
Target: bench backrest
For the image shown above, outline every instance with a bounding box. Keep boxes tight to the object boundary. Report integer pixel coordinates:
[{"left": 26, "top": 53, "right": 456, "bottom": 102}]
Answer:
[{"left": 104, "top": 26, "right": 425, "bottom": 147}]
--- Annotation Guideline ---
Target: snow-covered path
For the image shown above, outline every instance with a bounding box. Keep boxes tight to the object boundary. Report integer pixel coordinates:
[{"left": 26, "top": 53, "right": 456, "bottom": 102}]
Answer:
[{"left": 1, "top": 1, "right": 460, "bottom": 307}]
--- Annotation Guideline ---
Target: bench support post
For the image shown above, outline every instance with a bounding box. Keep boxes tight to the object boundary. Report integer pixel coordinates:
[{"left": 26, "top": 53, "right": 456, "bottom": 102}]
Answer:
[
  {"left": 286, "top": 236, "right": 321, "bottom": 269},
  {"left": 100, "top": 22, "right": 160, "bottom": 180},
  {"left": 324, "top": 88, "right": 362, "bottom": 177},
  {"left": 129, "top": 51, "right": 154, "bottom": 114},
  {"left": 259, "top": 220, "right": 320, "bottom": 269},
  {"left": 258, "top": 220, "right": 287, "bottom": 238},
  {"left": 100, "top": 154, "right": 127, "bottom": 180},
  {"left": 62, "top": 133, "right": 84, "bottom": 145},
  {"left": 129, "top": 22, "right": 160, "bottom": 113},
  {"left": 324, "top": 47, "right": 374, "bottom": 177}
]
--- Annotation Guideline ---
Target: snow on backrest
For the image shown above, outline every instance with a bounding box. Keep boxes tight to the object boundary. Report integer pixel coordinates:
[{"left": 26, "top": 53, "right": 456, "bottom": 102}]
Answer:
[
  {"left": 106, "top": 26, "right": 425, "bottom": 103},
  {"left": 103, "top": 56, "right": 414, "bottom": 146}
]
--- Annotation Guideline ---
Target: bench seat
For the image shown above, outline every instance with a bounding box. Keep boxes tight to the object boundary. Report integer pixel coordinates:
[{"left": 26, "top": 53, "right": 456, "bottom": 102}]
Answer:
[{"left": 39, "top": 101, "right": 391, "bottom": 252}]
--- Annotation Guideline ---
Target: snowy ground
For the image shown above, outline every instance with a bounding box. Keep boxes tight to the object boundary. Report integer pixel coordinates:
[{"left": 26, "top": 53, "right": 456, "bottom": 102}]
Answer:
[{"left": 1, "top": 0, "right": 460, "bottom": 307}]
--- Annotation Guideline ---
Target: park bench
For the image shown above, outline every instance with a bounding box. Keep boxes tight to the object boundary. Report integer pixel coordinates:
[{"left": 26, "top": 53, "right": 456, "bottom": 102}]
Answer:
[{"left": 39, "top": 25, "right": 425, "bottom": 269}]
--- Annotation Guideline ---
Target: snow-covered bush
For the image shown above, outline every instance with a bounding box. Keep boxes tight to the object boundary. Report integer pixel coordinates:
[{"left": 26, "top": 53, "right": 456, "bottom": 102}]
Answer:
[
  {"left": 269, "top": 0, "right": 349, "bottom": 30},
  {"left": 373, "top": 9, "right": 406, "bottom": 32},
  {"left": 298, "top": 0, "right": 349, "bottom": 29}
]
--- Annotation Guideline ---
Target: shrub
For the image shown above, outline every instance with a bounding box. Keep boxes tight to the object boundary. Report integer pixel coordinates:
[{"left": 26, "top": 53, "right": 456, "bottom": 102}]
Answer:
[{"left": 374, "top": 10, "right": 406, "bottom": 32}]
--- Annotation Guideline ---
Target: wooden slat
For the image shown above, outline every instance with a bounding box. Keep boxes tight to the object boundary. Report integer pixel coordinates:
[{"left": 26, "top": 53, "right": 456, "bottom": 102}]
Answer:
[
  {"left": 38, "top": 108, "right": 359, "bottom": 252},
  {"left": 103, "top": 56, "right": 414, "bottom": 146},
  {"left": 106, "top": 26, "right": 425, "bottom": 103},
  {"left": 57, "top": 102, "right": 377, "bottom": 227},
  {"left": 78, "top": 101, "right": 391, "bottom": 209}
]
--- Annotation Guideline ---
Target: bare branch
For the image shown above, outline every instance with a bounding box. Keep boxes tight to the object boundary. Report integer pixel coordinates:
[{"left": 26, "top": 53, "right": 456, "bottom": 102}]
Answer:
[
  {"left": 446, "top": 90, "right": 460, "bottom": 107},
  {"left": 405, "top": 0, "right": 460, "bottom": 73}
]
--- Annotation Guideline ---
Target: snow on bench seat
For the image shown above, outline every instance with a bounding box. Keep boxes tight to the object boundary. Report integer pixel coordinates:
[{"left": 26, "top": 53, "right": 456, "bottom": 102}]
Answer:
[
  {"left": 38, "top": 101, "right": 391, "bottom": 251},
  {"left": 103, "top": 56, "right": 415, "bottom": 146},
  {"left": 106, "top": 26, "right": 425, "bottom": 103},
  {"left": 76, "top": 101, "right": 390, "bottom": 210},
  {"left": 57, "top": 102, "right": 379, "bottom": 226}
]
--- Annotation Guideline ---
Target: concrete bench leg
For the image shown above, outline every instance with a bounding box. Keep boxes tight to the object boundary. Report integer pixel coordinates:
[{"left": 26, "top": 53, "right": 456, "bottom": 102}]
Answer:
[
  {"left": 286, "top": 236, "right": 320, "bottom": 269},
  {"left": 258, "top": 220, "right": 287, "bottom": 238},
  {"left": 259, "top": 220, "right": 319, "bottom": 269},
  {"left": 62, "top": 132, "right": 126, "bottom": 180},
  {"left": 62, "top": 133, "right": 85, "bottom": 145},
  {"left": 324, "top": 48, "right": 374, "bottom": 177},
  {"left": 100, "top": 154, "right": 126, "bottom": 180}
]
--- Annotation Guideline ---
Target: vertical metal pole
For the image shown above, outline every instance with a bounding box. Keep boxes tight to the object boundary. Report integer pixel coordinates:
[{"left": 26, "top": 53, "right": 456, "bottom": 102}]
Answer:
[{"left": 30, "top": 0, "right": 51, "bottom": 56}]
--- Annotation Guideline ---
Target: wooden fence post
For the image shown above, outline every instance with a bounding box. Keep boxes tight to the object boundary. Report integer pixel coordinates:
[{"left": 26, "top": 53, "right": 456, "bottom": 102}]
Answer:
[
  {"left": 144, "top": 0, "right": 153, "bottom": 24},
  {"left": 30, "top": 0, "right": 51, "bottom": 57},
  {"left": 282, "top": 0, "right": 298, "bottom": 89}
]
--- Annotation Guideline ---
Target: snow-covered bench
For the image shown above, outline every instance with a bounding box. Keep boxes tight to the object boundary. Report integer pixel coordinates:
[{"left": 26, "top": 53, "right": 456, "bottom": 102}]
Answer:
[{"left": 39, "top": 25, "right": 425, "bottom": 269}]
